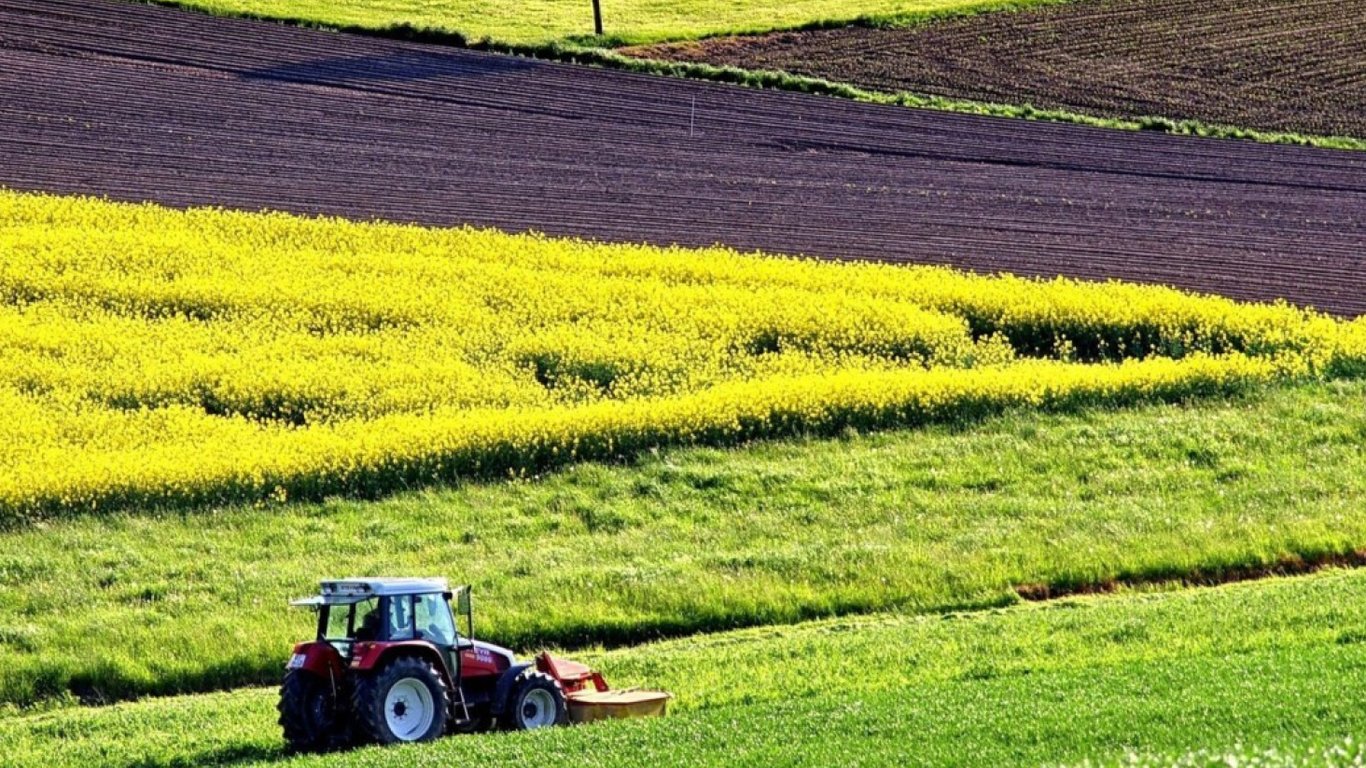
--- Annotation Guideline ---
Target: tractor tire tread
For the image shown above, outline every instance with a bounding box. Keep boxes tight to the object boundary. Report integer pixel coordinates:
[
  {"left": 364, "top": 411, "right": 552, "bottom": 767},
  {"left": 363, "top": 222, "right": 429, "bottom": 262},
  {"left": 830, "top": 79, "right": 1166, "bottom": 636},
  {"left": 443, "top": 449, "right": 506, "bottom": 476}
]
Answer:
[{"left": 278, "top": 670, "right": 348, "bottom": 753}]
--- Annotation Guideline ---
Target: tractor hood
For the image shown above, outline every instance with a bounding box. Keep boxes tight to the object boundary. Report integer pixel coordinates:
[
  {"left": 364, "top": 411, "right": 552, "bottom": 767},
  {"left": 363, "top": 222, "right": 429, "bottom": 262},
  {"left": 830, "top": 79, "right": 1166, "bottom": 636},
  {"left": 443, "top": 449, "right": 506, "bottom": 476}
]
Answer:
[{"left": 469, "top": 638, "right": 517, "bottom": 666}]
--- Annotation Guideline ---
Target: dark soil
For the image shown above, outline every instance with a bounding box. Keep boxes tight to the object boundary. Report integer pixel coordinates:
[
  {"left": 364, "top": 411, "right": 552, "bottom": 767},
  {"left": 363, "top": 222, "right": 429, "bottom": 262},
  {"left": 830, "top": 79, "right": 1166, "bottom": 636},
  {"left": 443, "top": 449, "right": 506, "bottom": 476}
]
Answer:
[
  {"left": 3, "top": 0, "right": 1366, "bottom": 315},
  {"left": 629, "top": 0, "right": 1366, "bottom": 139}
]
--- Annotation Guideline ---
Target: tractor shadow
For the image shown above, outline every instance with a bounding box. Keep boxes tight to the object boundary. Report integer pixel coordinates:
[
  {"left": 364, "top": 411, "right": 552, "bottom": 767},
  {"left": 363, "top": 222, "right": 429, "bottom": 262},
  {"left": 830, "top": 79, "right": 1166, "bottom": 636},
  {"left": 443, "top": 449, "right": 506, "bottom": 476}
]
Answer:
[
  {"left": 125, "top": 737, "right": 429, "bottom": 768},
  {"left": 241, "top": 49, "right": 538, "bottom": 86},
  {"left": 124, "top": 732, "right": 513, "bottom": 768},
  {"left": 125, "top": 743, "right": 288, "bottom": 768}
]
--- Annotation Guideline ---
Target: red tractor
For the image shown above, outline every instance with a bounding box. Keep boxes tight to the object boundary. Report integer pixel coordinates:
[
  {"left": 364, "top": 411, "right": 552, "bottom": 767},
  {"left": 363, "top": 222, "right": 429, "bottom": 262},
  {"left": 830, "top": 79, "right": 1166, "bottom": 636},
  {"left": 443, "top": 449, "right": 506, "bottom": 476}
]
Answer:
[{"left": 279, "top": 578, "right": 668, "bottom": 751}]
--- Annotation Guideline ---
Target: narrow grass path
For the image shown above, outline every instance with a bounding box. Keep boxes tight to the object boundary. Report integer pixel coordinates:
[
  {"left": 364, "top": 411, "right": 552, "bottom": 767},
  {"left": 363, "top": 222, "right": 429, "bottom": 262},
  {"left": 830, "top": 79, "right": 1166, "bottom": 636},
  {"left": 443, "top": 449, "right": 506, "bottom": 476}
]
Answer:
[
  {"left": 161, "top": 0, "right": 1073, "bottom": 46},
  {"left": 3, "top": 381, "right": 1364, "bottom": 708},
  {"left": 6, "top": 567, "right": 1366, "bottom": 767}
]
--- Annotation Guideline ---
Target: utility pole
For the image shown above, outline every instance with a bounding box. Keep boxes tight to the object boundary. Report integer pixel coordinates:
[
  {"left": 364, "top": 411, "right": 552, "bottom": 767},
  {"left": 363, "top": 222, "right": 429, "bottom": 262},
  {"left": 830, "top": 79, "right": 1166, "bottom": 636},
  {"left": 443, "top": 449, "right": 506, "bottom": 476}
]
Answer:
[{"left": 592, "top": 0, "right": 603, "bottom": 36}]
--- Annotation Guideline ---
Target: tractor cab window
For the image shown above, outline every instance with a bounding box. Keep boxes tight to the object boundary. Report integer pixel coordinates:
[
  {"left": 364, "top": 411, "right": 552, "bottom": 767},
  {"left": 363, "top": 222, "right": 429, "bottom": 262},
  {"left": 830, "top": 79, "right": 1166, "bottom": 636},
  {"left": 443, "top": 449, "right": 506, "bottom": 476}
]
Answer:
[
  {"left": 322, "top": 597, "right": 380, "bottom": 644},
  {"left": 415, "top": 592, "right": 457, "bottom": 646},
  {"left": 387, "top": 595, "right": 415, "bottom": 641},
  {"left": 353, "top": 598, "right": 383, "bottom": 641}
]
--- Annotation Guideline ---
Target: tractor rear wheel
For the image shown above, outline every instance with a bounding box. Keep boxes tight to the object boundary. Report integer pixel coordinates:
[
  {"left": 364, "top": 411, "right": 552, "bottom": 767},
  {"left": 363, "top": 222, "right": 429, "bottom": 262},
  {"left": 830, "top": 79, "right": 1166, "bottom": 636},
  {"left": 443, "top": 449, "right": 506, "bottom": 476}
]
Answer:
[
  {"left": 502, "top": 671, "right": 568, "bottom": 730},
  {"left": 278, "top": 670, "right": 348, "bottom": 753},
  {"left": 352, "top": 656, "right": 451, "bottom": 745}
]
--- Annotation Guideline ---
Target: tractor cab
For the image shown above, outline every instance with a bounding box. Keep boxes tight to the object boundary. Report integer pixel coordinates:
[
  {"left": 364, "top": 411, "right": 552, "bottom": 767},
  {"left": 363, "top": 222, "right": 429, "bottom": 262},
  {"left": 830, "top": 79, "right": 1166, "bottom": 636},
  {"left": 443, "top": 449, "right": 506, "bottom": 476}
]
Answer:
[{"left": 293, "top": 579, "right": 474, "bottom": 674}]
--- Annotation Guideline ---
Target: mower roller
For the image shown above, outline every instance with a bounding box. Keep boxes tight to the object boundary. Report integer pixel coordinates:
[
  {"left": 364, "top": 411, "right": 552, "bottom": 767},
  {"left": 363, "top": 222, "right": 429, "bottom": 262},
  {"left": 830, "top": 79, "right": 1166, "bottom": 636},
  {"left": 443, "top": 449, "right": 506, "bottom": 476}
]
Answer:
[{"left": 278, "top": 578, "right": 670, "bottom": 752}]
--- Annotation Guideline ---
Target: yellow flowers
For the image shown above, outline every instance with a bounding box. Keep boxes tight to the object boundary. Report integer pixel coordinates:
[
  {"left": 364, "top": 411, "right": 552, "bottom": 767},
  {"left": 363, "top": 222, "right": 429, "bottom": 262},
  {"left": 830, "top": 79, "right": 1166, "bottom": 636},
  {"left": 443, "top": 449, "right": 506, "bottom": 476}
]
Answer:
[{"left": 0, "top": 190, "right": 1359, "bottom": 522}]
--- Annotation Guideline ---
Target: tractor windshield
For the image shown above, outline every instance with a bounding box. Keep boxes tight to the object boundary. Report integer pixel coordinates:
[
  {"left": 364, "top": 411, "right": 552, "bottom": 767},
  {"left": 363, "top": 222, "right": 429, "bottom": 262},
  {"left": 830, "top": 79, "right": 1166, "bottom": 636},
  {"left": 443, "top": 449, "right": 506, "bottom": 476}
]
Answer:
[{"left": 415, "top": 592, "right": 456, "bottom": 646}]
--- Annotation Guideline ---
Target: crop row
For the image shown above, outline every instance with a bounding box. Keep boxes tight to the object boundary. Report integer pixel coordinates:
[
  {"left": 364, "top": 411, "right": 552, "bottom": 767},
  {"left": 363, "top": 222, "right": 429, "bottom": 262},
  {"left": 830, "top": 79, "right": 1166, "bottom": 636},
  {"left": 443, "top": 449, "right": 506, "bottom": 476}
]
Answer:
[{"left": 1, "top": 191, "right": 1364, "bottom": 522}]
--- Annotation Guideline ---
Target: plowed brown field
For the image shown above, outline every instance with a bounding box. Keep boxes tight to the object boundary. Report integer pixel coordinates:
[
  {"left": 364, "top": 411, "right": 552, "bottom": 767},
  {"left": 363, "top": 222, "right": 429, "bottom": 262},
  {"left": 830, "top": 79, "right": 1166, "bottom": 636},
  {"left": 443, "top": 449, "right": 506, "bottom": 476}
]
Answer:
[
  {"left": 2, "top": 0, "right": 1365, "bottom": 314},
  {"left": 629, "top": 0, "right": 1366, "bottom": 139}
]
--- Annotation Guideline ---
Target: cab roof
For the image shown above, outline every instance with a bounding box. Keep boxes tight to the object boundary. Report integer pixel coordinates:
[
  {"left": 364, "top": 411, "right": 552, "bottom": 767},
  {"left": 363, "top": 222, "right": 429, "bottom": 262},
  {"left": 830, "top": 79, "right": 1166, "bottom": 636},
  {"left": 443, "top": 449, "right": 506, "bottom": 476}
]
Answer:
[{"left": 290, "top": 577, "right": 452, "bottom": 607}]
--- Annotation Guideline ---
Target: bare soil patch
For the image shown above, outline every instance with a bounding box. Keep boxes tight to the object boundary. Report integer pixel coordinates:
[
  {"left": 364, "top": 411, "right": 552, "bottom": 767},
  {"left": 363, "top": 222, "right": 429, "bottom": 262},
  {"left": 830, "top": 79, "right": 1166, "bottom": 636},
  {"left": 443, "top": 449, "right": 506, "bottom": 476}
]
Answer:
[
  {"left": 2, "top": 0, "right": 1365, "bottom": 314},
  {"left": 629, "top": 0, "right": 1366, "bottom": 139}
]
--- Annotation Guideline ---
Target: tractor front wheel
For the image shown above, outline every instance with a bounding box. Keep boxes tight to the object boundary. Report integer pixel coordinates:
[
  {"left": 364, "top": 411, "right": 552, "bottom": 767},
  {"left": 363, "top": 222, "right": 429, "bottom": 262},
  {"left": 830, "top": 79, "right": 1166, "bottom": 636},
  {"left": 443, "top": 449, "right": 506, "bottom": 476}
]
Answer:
[
  {"left": 352, "top": 656, "right": 451, "bottom": 745},
  {"left": 502, "top": 671, "right": 568, "bottom": 730},
  {"left": 278, "top": 670, "right": 348, "bottom": 753}
]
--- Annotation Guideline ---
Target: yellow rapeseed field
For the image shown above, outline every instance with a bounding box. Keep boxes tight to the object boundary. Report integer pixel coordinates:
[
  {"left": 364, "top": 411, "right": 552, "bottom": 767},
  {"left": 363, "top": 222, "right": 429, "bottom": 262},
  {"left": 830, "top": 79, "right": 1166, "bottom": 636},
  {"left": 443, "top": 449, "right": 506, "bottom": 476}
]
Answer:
[{"left": 0, "top": 190, "right": 1361, "bottom": 522}]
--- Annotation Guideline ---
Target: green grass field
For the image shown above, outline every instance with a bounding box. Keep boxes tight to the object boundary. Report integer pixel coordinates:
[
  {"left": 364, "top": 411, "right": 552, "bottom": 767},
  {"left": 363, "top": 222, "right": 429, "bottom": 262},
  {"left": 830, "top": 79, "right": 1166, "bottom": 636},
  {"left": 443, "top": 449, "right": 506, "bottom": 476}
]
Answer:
[
  {"left": 169, "top": 0, "right": 1067, "bottom": 45},
  {"left": 5, "top": 380, "right": 1365, "bottom": 710},
  {"left": 6, "top": 566, "right": 1366, "bottom": 767}
]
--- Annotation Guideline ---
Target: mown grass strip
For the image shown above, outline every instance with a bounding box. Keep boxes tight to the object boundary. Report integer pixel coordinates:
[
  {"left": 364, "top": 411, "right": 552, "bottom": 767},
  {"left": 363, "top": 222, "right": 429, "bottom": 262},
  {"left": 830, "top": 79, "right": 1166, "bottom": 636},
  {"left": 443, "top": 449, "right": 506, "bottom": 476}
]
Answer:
[
  {"left": 5, "top": 567, "right": 1366, "bottom": 767},
  {"left": 3, "top": 380, "right": 1365, "bottom": 709}
]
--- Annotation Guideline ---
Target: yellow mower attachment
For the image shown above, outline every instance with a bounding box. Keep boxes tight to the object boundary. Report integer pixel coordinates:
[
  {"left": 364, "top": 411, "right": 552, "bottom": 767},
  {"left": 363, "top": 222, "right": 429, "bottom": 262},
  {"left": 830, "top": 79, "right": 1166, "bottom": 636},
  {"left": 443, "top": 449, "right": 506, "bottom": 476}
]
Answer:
[
  {"left": 566, "top": 689, "right": 672, "bottom": 723},
  {"left": 534, "top": 652, "right": 672, "bottom": 723}
]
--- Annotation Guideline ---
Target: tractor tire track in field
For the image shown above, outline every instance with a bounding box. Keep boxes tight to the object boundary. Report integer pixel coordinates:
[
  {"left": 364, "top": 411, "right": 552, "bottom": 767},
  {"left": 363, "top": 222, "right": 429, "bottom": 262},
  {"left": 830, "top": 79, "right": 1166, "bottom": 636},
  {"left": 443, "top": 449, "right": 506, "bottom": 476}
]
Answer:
[
  {"left": 1014, "top": 549, "right": 1366, "bottom": 602},
  {"left": 2, "top": 0, "right": 1365, "bottom": 315},
  {"left": 629, "top": 0, "right": 1366, "bottom": 140}
]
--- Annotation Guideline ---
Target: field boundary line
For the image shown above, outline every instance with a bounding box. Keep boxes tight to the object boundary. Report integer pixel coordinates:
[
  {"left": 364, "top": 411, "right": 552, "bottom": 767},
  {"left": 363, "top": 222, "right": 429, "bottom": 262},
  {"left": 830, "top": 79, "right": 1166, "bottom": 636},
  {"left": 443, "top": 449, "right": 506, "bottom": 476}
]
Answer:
[{"left": 1015, "top": 548, "right": 1366, "bottom": 601}]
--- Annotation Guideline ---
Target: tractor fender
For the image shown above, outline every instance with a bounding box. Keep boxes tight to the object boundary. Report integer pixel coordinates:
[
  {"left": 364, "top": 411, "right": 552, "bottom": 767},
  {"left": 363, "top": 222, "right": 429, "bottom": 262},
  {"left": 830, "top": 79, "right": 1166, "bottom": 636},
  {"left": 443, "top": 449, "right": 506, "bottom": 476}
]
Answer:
[
  {"left": 288, "top": 641, "right": 345, "bottom": 680},
  {"left": 350, "top": 641, "right": 455, "bottom": 689},
  {"left": 491, "top": 662, "right": 533, "bottom": 717}
]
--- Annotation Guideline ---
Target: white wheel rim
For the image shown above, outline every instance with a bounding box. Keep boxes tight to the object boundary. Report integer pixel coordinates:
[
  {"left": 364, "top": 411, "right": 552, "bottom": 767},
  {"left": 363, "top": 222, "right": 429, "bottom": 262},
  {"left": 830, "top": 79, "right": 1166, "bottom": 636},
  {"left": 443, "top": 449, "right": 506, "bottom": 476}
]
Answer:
[
  {"left": 385, "top": 678, "right": 435, "bottom": 741},
  {"left": 520, "top": 688, "right": 557, "bottom": 729}
]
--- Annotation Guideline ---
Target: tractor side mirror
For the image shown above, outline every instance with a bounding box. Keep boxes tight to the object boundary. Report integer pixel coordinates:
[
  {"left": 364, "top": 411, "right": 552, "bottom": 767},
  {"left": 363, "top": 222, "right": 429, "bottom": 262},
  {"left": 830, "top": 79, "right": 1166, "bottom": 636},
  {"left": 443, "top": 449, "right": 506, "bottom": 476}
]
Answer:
[{"left": 454, "top": 585, "right": 474, "bottom": 638}]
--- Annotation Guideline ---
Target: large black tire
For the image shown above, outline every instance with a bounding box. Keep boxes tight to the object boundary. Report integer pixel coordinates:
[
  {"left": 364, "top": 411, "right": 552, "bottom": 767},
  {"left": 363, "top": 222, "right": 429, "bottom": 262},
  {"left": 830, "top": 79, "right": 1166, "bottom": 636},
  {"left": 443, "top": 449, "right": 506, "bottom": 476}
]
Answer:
[
  {"left": 501, "top": 670, "right": 568, "bottom": 731},
  {"left": 278, "top": 670, "right": 348, "bottom": 753},
  {"left": 351, "top": 655, "right": 451, "bottom": 745}
]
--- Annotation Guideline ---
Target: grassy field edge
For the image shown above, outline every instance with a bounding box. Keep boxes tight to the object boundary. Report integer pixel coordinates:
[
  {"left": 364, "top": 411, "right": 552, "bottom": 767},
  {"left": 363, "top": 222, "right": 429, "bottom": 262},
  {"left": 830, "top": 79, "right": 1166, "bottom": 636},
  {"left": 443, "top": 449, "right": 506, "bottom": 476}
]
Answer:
[
  {"left": 152, "top": 0, "right": 1080, "bottom": 47},
  {"left": 553, "top": 0, "right": 1081, "bottom": 47}
]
